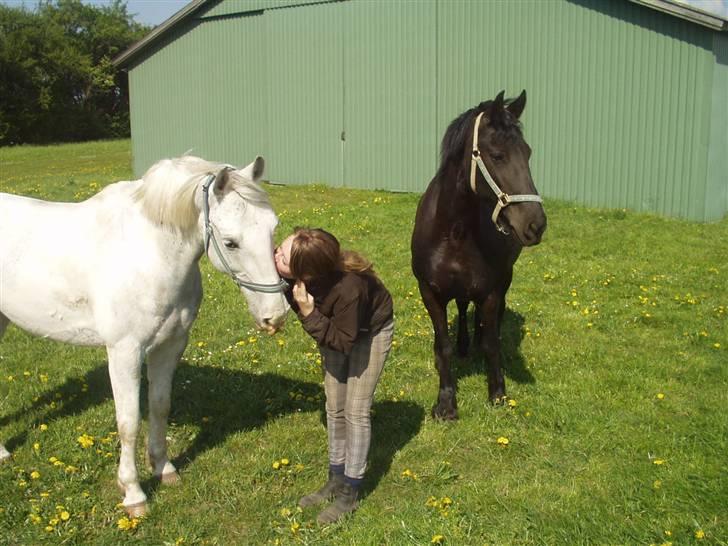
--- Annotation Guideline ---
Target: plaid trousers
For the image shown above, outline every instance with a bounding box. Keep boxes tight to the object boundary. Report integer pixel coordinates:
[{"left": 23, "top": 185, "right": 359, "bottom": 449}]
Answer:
[{"left": 319, "top": 319, "right": 394, "bottom": 480}]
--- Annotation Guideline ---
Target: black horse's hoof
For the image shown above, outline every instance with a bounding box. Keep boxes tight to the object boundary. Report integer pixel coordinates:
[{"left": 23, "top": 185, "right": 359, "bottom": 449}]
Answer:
[
  {"left": 489, "top": 392, "right": 507, "bottom": 405},
  {"left": 431, "top": 403, "right": 458, "bottom": 421}
]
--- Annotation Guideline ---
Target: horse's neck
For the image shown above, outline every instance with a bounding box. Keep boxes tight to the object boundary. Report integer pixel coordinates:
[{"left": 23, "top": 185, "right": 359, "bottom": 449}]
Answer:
[
  {"left": 435, "top": 164, "right": 478, "bottom": 224},
  {"left": 435, "top": 164, "right": 522, "bottom": 257}
]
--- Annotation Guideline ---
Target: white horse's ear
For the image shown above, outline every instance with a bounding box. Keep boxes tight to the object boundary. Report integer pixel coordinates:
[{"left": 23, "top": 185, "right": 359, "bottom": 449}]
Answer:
[
  {"left": 214, "top": 167, "right": 231, "bottom": 193},
  {"left": 240, "top": 156, "right": 265, "bottom": 182}
]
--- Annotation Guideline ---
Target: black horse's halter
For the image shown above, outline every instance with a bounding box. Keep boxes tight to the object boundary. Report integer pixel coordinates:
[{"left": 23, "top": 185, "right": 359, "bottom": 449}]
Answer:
[
  {"left": 469, "top": 112, "right": 543, "bottom": 235},
  {"left": 201, "top": 170, "right": 288, "bottom": 294}
]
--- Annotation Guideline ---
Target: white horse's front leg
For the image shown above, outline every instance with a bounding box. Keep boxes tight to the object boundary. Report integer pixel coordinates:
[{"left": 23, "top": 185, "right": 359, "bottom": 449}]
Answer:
[
  {"left": 146, "top": 334, "right": 187, "bottom": 484},
  {"left": 106, "top": 342, "right": 147, "bottom": 517}
]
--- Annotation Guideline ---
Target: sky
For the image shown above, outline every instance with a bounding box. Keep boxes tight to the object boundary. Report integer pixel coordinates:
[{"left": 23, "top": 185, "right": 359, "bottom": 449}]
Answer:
[
  {"left": 0, "top": 0, "right": 727, "bottom": 27},
  {"left": 0, "top": 0, "right": 190, "bottom": 26}
]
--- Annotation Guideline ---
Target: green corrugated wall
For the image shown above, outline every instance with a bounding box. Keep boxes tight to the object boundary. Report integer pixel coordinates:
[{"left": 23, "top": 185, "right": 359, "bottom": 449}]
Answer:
[{"left": 127, "top": 0, "right": 727, "bottom": 221}]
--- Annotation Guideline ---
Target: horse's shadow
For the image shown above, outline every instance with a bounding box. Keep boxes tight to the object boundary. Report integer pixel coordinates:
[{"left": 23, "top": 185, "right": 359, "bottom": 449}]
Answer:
[
  {"left": 447, "top": 307, "right": 536, "bottom": 387},
  {"left": 2, "top": 360, "right": 424, "bottom": 502}
]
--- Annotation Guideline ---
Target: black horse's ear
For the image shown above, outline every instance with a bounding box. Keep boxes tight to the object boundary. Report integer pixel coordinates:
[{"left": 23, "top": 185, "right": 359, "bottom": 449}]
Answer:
[
  {"left": 489, "top": 90, "right": 506, "bottom": 123},
  {"left": 214, "top": 167, "right": 231, "bottom": 193},
  {"left": 507, "top": 90, "right": 527, "bottom": 119}
]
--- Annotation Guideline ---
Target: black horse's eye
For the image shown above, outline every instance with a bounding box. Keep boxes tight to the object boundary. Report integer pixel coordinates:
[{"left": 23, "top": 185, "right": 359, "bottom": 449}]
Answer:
[
  {"left": 224, "top": 240, "right": 239, "bottom": 249},
  {"left": 490, "top": 151, "right": 505, "bottom": 162}
]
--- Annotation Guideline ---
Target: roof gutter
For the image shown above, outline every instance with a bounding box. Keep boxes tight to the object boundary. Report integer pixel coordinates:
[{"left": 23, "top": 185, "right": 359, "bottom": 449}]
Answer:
[{"left": 629, "top": 0, "right": 728, "bottom": 31}]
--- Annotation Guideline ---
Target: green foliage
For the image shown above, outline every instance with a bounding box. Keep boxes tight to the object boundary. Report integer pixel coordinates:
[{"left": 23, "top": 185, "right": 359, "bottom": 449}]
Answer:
[
  {"left": 0, "top": 0, "right": 148, "bottom": 145},
  {"left": 0, "top": 140, "right": 726, "bottom": 545}
]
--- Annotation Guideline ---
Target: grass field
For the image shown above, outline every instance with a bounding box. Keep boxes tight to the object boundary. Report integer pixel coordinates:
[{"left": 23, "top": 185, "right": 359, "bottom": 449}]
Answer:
[{"left": 0, "top": 140, "right": 726, "bottom": 545}]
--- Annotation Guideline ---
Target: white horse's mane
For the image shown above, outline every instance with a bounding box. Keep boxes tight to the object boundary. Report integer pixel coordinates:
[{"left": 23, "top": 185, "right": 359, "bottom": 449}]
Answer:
[{"left": 133, "top": 155, "right": 272, "bottom": 233}]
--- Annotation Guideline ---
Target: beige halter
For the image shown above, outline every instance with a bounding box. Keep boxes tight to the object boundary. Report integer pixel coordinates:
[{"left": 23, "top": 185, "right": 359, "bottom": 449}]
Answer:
[{"left": 469, "top": 111, "right": 543, "bottom": 235}]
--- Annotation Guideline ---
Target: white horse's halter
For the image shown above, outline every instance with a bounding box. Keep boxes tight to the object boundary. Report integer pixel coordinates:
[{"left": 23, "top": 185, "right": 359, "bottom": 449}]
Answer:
[
  {"left": 201, "top": 171, "right": 288, "bottom": 294},
  {"left": 469, "top": 111, "right": 543, "bottom": 235}
]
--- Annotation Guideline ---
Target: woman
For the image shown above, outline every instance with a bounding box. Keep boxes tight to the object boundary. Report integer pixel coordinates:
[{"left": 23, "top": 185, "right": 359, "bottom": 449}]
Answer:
[{"left": 275, "top": 227, "right": 393, "bottom": 524}]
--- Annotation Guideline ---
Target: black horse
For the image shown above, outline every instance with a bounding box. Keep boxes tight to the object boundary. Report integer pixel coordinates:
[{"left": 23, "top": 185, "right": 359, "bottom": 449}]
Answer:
[{"left": 411, "top": 90, "right": 546, "bottom": 420}]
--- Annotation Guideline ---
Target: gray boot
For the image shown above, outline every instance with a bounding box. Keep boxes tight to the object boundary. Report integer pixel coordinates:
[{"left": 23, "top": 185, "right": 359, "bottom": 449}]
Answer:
[
  {"left": 316, "top": 481, "right": 359, "bottom": 524},
  {"left": 299, "top": 472, "right": 344, "bottom": 508}
]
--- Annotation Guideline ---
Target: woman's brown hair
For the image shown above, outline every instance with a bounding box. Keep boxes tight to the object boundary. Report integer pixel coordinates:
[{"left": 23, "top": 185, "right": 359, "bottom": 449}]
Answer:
[{"left": 289, "top": 228, "right": 374, "bottom": 282}]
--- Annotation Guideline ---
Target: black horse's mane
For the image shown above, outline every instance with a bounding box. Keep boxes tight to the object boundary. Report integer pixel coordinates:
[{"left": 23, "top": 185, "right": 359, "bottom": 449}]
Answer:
[{"left": 438, "top": 100, "right": 523, "bottom": 174}]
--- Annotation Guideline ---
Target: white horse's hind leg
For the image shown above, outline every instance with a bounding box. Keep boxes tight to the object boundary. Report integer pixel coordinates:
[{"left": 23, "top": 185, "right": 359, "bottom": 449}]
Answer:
[
  {"left": 0, "top": 312, "right": 11, "bottom": 463},
  {"left": 146, "top": 334, "right": 187, "bottom": 484},
  {"left": 106, "top": 342, "right": 147, "bottom": 517}
]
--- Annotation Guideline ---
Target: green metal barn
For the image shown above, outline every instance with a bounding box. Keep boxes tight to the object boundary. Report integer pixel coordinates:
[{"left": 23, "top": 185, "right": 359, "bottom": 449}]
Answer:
[{"left": 115, "top": 0, "right": 728, "bottom": 221}]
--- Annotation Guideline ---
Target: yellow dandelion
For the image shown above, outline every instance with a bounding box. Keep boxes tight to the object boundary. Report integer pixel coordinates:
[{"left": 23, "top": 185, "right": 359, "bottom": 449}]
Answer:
[
  {"left": 713, "top": 343, "right": 721, "bottom": 349},
  {"left": 653, "top": 480, "right": 662, "bottom": 489},
  {"left": 280, "top": 507, "right": 292, "bottom": 517},
  {"left": 508, "top": 399, "right": 517, "bottom": 408},
  {"left": 290, "top": 521, "right": 300, "bottom": 534},
  {"left": 280, "top": 458, "right": 290, "bottom": 466},
  {"left": 653, "top": 459, "right": 665, "bottom": 465},
  {"left": 278, "top": 339, "right": 285, "bottom": 346},
  {"left": 77, "top": 434, "right": 94, "bottom": 449},
  {"left": 656, "top": 393, "right": 665, "bottom": 400},
  {"left": 60, "top": 511, "right": 70, "bottom": 521},
  {"left": 30, "top": 471, "right": 41, "bottom": 480},
  {"left": 695, "top": 530, "right": 705, "bottom": 539},
  {"left": 40, "top": 424, "right": 48, "bottom": 431},
  {"left": 45, "top": 525, "right": 54, "bottom": 532},
  {"left": 117, "top": 516, "right": 139, "bottom": 530},
  {"left": 33, "top": 442, "right": 40, "bottom": 452},
  {"left": 497, "top": 436, "right": 509, "bottom": 446},
  {"left": 432, "top": 535, "right": 445, "bottom": 544},
  {"left": 272, "top": 461, "right": 281, "bottom": 470}
]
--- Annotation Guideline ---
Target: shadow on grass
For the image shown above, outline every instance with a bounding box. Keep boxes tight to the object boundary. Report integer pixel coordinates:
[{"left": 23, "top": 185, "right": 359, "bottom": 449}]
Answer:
[
  {"left": 1, "top": 361, "right": 424, "bottom": 502},
  {"left": 448, "top": 307, "right": 535, "bottom": 387},
  {"left": 366, "top": 400, "right": 424, "bottom": 497}
]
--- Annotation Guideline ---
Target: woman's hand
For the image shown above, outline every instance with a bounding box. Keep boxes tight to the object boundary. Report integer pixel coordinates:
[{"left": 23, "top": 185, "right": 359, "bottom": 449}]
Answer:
[{"left": 293, "top": 280, "right": 314, "bottom": 317}]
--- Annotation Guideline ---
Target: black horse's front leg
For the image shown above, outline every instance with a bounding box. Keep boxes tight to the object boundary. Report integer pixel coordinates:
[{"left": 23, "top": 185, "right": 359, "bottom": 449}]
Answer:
[
  {"left": 418, "top": 281, "right": 458, "bottom": 420},
  {"left": 479, "top": 293, "right": 506, "bottom": 403}
]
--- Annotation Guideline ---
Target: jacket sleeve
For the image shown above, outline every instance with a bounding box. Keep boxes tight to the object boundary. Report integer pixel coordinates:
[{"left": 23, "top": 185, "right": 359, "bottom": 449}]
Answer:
[{"left": 300, "top": 291, "right": 360, "bottom": 354}]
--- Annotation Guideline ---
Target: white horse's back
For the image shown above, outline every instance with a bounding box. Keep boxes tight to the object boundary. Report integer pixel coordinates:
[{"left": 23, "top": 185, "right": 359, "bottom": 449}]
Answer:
[{"left": 0, "top": 183, "right": 142, "bottom": 345}]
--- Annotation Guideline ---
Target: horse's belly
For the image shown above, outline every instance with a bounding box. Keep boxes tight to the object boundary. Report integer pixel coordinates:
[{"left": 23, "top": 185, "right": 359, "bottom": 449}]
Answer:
[{"left": 1, "top": 290, "right": 103, "bottom": 346}]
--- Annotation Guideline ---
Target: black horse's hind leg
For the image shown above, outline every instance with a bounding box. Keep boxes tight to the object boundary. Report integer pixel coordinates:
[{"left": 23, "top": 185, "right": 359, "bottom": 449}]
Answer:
[
  {"left": 472, "top": 303, "right": 483, "bottom": 348},
  {"left": 456, "top": 299, "right": 470, "bottom": 357},
  {"left": 418, "top": 281, "right": 457, "bottom": 420},
  {"left": 480, "top": 292, "right": 506, "bottom": 403}
]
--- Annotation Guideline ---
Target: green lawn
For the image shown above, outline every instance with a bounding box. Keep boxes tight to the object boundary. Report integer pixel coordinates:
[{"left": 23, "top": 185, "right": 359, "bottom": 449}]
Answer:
[{"left": 1, "top": 140, "right": 726, "bottom": 545}]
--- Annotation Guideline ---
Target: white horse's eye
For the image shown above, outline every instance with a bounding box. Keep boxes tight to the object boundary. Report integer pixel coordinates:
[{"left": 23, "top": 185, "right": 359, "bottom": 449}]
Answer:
[{"left": 223, "top": 240, "right": 239, "bottom": 249}]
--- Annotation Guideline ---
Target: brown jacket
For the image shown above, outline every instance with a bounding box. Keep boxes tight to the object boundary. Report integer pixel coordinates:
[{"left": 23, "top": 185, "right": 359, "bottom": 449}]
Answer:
[{"left": 285, "top": 271, "right": 393, "bottom": 355}]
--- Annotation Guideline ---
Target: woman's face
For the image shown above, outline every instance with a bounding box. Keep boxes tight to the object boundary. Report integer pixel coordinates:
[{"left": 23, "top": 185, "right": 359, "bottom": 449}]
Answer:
[{"left": 274, "top": 234, "right": 295, "bottom": 278}]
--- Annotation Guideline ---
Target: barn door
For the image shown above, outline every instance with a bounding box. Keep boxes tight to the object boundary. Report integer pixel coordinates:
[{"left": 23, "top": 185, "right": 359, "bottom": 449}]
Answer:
[
  {"left": 342, "top": 1, "right": 437, "bottom": 191},
  {"left": 265, "top": 4, "right": 344, "bottom": 187}
]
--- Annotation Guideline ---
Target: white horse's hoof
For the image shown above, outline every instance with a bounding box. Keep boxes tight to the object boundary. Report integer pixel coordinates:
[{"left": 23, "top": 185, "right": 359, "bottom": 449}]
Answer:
[
  {"left": 124, "top": 501, "right": 148, "bottom": 518},
  {"left": 159, "top": 471, "right": 180, "bottom": 485}
]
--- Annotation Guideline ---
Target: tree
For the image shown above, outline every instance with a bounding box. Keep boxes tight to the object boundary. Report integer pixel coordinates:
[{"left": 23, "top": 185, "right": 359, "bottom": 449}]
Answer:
[{"left": 0, "top": 0, "right": 149, "bottom": 145}]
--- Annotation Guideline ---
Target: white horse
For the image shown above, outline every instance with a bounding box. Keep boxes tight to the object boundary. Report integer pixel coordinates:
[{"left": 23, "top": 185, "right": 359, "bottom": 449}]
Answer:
[{"left": 0, "top": 155, "right": 289, "bottom": 516}]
